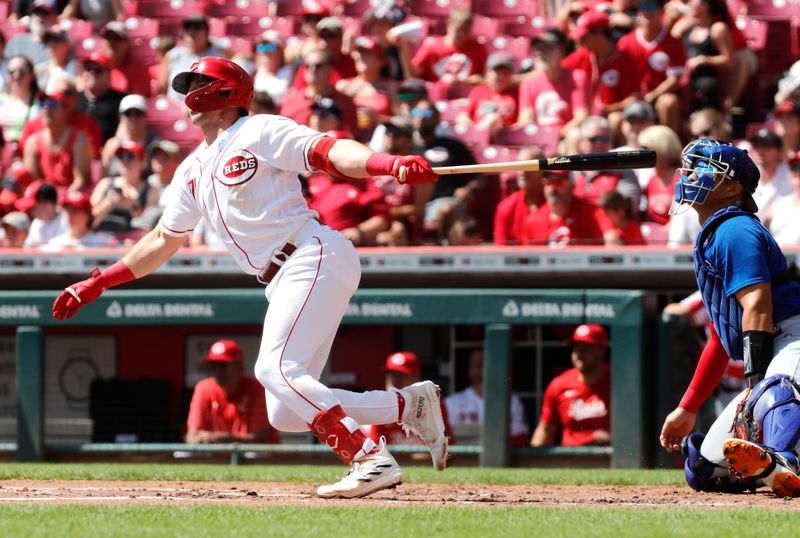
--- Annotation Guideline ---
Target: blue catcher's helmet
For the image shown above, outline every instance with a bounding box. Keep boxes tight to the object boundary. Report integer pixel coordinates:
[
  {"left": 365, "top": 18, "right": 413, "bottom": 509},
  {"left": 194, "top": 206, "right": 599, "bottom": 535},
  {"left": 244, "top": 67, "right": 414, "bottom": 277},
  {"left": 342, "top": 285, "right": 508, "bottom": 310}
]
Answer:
[{"left": 669, "top": 139, "right": 760, "bottom": 215}]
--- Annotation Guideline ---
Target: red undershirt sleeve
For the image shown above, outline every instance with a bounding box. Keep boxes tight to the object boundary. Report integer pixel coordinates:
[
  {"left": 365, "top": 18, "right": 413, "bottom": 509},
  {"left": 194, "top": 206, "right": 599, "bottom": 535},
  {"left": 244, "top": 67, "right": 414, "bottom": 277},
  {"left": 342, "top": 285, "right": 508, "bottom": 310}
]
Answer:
[{"left": 678, "top": 323, "right": 731, "bottom": 413}]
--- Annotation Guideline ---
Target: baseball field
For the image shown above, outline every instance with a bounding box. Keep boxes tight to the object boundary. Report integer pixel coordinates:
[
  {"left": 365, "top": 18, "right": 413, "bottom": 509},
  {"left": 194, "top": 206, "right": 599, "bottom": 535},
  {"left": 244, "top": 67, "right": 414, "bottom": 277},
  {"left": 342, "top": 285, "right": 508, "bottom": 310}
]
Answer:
[{"left": 1, "top": 463, "right": 798, "bottom": 537}]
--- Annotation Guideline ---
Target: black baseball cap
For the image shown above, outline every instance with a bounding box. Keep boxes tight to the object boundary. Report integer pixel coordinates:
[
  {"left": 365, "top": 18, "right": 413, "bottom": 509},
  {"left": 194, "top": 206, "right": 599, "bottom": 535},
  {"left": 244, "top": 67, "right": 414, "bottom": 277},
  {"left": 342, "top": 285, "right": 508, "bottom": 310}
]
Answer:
[
  {"left": 750, "top": 128, "right": 783, "bottom": 149},
  {"left": 311, "top": 97, "right": 343, "bottom": 119}
]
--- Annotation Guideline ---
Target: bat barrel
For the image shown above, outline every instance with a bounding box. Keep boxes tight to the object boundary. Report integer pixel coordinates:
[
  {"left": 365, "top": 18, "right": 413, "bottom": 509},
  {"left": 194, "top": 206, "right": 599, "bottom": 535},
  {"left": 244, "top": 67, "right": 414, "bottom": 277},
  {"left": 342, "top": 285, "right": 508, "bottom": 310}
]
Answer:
[{"left": 543, "top": 150, "right": 657, "bottom": 171}]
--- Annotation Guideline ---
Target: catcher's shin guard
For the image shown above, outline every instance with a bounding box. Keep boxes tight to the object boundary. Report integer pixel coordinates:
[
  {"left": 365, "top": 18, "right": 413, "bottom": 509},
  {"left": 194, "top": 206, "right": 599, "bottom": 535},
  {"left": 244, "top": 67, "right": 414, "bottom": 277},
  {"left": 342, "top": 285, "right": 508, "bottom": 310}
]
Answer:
[
  {"left": 746, "top": 374, "right": 800, "bottom": 456},
  {"left": 310, "top": 404, "right": 375, "bottom": 465}
]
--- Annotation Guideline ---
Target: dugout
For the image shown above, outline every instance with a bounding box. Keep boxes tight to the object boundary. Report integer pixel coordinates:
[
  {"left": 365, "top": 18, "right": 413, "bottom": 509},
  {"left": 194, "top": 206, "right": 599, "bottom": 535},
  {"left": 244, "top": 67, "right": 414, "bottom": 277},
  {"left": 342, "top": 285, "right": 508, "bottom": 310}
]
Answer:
[{"left": 4, "top": 287, "right": 655, "bottom": 468}]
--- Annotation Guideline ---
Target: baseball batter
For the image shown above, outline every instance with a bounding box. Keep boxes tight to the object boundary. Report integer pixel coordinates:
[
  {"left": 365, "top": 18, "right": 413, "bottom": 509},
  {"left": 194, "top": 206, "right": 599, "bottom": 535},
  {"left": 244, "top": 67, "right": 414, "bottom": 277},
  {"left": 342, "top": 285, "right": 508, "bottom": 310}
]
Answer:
[
  {"left": 52, "top": 57, "right": 448, "bottom": 499},
  {"left": 660, "top": 139, "right": 800, "bottom": 497}
]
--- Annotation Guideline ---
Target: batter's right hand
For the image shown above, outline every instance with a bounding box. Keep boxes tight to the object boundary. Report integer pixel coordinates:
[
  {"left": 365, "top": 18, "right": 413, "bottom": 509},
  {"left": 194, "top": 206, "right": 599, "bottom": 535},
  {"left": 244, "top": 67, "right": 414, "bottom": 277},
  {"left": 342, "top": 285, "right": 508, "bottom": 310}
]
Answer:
[
  {"left": 52, "top": 268, "right": 108, "bottom": 320},
  {"left": 660, "top": 407, "right": 696, "bottom": 453},
  {"left": 392, "top": 155, "right": 438, "bottom": 185}
]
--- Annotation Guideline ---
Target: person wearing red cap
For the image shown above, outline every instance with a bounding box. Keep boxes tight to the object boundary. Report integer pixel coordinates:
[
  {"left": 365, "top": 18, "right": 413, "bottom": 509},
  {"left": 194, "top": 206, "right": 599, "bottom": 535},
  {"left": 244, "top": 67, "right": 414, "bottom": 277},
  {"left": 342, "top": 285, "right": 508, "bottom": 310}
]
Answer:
[
  {"left": 531, "top": 324, "right": 611, "bottom": 447},
  {"left": 91, "top": 141, "right": 149, "bottom": 233},
  {"left": 521, "top": 170, "right": 604, "bottom": 246},
  {"left": 77, "top": 52, "right": 126, "bottom": 143},
  {"left": 41, "top": 190, "right": 114, "bottom": 250},
  {"left": 364, "top": 352, "right": 455, "bottom": 447},
  {"left": 185, "top": 339, "right": 280, "bottom": 444},
  {"left": 22, "top": 89, "right": 92, "bottom": 192},
  {"left": 562, "top": 10, "right": 640, "bottom": 139}
]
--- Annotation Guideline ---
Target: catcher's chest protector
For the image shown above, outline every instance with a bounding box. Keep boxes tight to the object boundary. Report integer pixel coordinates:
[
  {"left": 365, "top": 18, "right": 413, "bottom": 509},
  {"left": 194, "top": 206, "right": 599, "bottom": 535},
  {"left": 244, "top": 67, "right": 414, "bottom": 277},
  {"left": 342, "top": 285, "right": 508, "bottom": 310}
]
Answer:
[{"left": 694, "top": 206, "right": 756, "bottom": 362}]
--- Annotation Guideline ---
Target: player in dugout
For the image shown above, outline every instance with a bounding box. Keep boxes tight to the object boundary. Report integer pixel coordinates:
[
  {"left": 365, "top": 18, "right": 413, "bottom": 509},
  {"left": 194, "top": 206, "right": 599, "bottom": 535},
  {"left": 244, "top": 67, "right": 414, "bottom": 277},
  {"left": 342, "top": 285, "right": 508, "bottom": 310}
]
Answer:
[
  {"left": 660, "top": 139, "right": 800, "bottom": 498},
  {"left": 185, "top": 339, "right": 280, "bottom": 444}
]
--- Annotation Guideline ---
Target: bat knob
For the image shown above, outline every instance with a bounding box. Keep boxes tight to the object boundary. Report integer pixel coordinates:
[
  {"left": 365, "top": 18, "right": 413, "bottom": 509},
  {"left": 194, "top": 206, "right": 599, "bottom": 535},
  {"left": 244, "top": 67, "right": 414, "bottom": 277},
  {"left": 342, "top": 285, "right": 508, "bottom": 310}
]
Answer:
[{"left": 398, "top": 165, "right": 408, "bottom": 184}]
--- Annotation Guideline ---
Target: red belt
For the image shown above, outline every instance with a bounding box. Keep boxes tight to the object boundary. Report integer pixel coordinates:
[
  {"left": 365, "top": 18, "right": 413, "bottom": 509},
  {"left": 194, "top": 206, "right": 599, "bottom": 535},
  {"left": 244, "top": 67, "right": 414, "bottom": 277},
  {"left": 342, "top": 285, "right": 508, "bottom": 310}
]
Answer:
[{"left": 257, "top": 243, "right": 297, "bottom": 285}]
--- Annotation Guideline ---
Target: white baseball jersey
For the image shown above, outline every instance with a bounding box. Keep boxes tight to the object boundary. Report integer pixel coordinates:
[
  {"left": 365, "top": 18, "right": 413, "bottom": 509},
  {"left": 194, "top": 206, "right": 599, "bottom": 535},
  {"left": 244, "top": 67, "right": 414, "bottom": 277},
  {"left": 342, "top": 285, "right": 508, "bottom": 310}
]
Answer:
[
  {"left": 160, "top": 114, "right": 324, "bottom": 275},
  {"left": 445, "top": 386, "right": 529, "bottom": 438}
]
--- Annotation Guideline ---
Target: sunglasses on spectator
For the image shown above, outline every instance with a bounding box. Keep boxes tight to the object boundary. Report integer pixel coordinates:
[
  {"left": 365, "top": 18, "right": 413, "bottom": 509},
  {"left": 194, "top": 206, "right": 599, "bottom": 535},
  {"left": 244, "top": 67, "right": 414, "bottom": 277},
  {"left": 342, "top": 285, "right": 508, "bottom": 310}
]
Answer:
[
  {"left": 398, "top": 92, "right": 421, "bottom": 102},
  {"left": 411, "top": 108, "right": 434, "bottom": 118},
  {"left": 256, "top": 42, "right": 279, "bottom": 54},
  {"left": 124, "top": 109, "right": 146, "bottom": 118},
  {"left": 588, "top": 134, "right": 611, "bottom": 144},
  {"left": 117, "top": 151, "right": 139, "bottom": 162},
  {"left": 41, "top": 99, "right": 61, "bottom": 109},
  {"left": 319, "top": 31, "right": 340, "bottom": 40},
  {"left": 303, "top": 14, "right": 323, "bottom": 23},
  {"left": 9, "top": 68, "right": 30, "bottom": 77},
  {"left": 85, "top": 64, "right": 107, "bottom": 74},
  {"left": 306, "top": 62, "right": 329, "bottom": 70},
  {"left": 183, "top": 22, "right": 206, "bottom": 31},
  {"left": 638, "top": 1, "right": 660, "bottom": 12}
]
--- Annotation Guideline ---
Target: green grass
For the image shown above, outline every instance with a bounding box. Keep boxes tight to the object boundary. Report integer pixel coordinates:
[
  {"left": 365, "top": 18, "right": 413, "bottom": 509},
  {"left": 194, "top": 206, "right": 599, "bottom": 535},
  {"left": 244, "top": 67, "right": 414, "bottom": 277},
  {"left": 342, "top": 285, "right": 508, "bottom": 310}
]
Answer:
[
  {"left": 0, "top": 463, "right": 685, "bottom": 486},
  {"left": 0, "top": 505, "right": 797, "bottom": 538}
]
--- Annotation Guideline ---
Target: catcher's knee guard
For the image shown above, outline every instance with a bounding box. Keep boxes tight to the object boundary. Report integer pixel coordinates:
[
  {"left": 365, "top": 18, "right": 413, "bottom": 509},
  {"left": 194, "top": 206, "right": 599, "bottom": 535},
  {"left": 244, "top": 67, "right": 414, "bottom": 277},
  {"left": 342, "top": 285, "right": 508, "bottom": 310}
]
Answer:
[
  {"left": 746, "top": 374, "right": 800, "bottom": 456},
  {"left": 682, "top": 433, "right": 753, "bottom": 493}
]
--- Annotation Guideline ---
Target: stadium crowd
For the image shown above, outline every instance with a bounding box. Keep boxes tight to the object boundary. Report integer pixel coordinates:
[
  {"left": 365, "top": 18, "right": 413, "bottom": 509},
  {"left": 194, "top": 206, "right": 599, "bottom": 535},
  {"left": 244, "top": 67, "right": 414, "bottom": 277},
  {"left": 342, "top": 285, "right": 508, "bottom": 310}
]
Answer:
[{"left": 1, "top": 0, "right": 800, "bottom": 250}]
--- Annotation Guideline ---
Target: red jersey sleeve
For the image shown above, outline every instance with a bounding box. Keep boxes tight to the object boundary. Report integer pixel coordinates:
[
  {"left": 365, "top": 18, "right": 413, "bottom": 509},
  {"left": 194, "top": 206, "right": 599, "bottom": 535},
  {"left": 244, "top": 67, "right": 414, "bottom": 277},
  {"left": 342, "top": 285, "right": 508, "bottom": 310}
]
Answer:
[
  {"left": 539, "top": 378, "right": 560, "bottom": 425},
  {"left": 679, "top": 323, "right": 731, "bottom": 413},
  {"left": 186, "top": 380, "right": 211, "bottom": 431},
  {"left": 411, "top": 38, "right": 437, "bottom": 81}
]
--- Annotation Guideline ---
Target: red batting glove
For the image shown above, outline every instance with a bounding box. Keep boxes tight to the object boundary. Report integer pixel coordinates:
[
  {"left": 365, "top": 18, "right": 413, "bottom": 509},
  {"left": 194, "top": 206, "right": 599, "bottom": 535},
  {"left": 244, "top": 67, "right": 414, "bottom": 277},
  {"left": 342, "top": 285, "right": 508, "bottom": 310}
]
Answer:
[
  {"left": 52, "top": 261, "right": 136, "bottom": 320},
  {"left": 366, "top": 153, "right": 438, "bottom": 186}
]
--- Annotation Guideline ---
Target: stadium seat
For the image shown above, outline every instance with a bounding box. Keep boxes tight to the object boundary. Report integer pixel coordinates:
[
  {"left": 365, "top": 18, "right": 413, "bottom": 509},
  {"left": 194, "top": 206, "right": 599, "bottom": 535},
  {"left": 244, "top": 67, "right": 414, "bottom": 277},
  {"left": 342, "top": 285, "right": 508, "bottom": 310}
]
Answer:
[
  {"left": 216, "top": 36, "right": 254, "bottom": 56},
  {"left": 478, "top": 35, "right": 531, "bottom": 67},
  {"left": 342, "top": 0, "right": 373, "bottom": 17},
  {"left": 473, "top": 0, "right": 538, "bottom": 18},
  {"left": 503, "top": 15, "right": 552, "bottom": 39},
  {"left": 151, "top": 118, "right": 204, "bottom": 154},
  {"left": 436, "top": 98, "right": 472, "bottom": 123},
  {"left": 0, "top": 19, "right": 27, "bottom": 40},
  {"left": 136, "top": 0, "right": 203, "bottom": 20},
  {"left": 0, "top": 2, "right": 7, "bottom": 19},
  {"left": 735, "top": 15, "right": 767, "bottom": 52},
  {"left": 204, "top": 0, "right": 270, "bottom": 19},
  {"left": 449, "top": 122, "right": 490, "bottom": 147},
  {"left": 224, "top": 15, "right": 294, "bottom": 38},
  {"left": 492, "top": 125, "right": 559, "bottom": 154},
  {"left": 76, "top": 36, "right": 108, "bottom": 60},
  {"left": 120, "top": 16, "right": 160, "bottom": 40},
  {"left": 273, "top": 0, "right": 317, "bottom": 17},
  {"left": 407, "top": 0, "right": 472, "bottom": 19},
  {"left": 744, "top": 121, "right": 776, "bottom": 139},
  {"left": 121, "top": 0, "right": 138, "bottom": 16},
  {"left": 160, "top": 16, "right": 227, "bottom": 38},
  {"left": 59, "top": 18, "right": 94, "bottom": 43},
  {"left": 147, "top": 96, "right": 188, "bottom": 126},
  {"left": 475, "top": 145, "right": 520, "bottom": 196}
]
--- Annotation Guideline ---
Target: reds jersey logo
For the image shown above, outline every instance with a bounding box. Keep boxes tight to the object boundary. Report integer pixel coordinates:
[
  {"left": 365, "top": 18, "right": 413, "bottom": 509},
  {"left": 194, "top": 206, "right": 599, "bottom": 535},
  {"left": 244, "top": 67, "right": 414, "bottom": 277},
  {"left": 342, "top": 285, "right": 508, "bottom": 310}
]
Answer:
[
  {"left": 648, "top": 51, "right": 670, "bottom": 72},
  {"left": 601, "top": 69, "right": 620, "bottom": 88},
  {"left": 217, "top": 149, "right": 258, "bottom": 186}
]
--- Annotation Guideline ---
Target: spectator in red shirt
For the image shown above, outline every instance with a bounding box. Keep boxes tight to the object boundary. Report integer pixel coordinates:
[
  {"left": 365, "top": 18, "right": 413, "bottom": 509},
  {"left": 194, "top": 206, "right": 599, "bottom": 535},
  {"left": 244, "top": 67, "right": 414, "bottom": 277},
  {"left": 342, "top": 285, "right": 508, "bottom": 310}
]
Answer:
[
  {"left": 336, "top": 36, "right": 394, "bottom": 137},
  {"left": 517, "top": 28, "right": 589, "bottom": 137},
  {"left": 493, "top": 146, "right": 546, "bottom": 245},
  {"left": 100, "top": 21, "right": 152, "bottom": 97},
  {"left": 521, "top": 169, "right": 604, "bottom": 246},
  {"left": 598, "top": 190, "right": 644, "bottom": 245},
  {"left": 531, "top": 324, "right": 611, "bottom": 447},
  {"left": 185, "top": 339, "right": 279, "bottom": 444},
  {"left": 562, "top": 11, "right": 640, "bottom": 139},
  {"left": 19, "top": 76, "right": 103, "bottom": 159},
  {"left": 456, "top": 52, "right": 519, "bottom": 138},
  {"left": 616, "top": 0, "right": 686, "bottom": 133},
  {"left": 637, "top": 124, "right": 683, "bottom": 225},
  {"left": 280, "top": 49, "right": 358, "bottom": 134},
  {"left": 292, "top": 17, "right": 357, "bottom": 92},
  {"left": 408, "top": 8, "right": 488, "bottom": 90},
  {"left": 572, "top": 116, "right": 642, "bottom": 211},
  {"left": 364, "top": 351, "right": 455, "bottom": 447}
]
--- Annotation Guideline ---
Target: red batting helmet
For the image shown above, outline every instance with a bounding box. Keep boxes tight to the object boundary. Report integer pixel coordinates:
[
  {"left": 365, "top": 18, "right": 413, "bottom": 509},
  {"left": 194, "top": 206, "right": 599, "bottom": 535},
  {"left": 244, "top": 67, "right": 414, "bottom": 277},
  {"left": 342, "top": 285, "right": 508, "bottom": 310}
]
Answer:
[{"left": 172, "top": 57, "right": 254, "bottom": 112}]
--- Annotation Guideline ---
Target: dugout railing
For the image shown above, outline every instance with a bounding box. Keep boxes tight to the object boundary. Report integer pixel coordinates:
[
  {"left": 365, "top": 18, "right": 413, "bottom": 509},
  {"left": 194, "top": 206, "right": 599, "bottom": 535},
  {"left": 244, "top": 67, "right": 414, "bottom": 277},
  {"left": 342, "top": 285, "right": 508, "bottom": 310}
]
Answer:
[{"left": 6, "top": 288, "right": 655, "bottom": 468}]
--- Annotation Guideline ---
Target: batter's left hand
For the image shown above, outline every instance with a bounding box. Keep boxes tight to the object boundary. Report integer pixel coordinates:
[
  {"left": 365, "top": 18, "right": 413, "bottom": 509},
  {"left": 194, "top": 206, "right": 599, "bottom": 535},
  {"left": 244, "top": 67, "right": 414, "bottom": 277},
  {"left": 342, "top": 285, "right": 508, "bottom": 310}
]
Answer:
[
  {"left": 392, "top": 155, "right": 438, "bottom": 186},
  {"left": 660, "top": 407, "right": 696, "bottom": 453}
]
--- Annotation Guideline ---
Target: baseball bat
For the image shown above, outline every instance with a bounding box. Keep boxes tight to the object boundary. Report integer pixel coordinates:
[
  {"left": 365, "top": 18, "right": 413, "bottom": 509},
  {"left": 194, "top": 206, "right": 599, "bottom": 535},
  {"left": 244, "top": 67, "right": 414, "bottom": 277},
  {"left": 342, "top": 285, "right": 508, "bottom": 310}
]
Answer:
[{"left": 431, "top": 149, "right": 657, "bottom": 175}]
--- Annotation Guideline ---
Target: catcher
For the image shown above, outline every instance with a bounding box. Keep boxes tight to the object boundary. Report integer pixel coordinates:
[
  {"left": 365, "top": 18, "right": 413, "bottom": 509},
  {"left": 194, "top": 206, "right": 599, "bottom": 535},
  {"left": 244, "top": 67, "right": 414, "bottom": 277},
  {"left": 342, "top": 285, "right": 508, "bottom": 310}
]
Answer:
[{"left": 660, "top": 139, "right": 800, "bottom": 497}]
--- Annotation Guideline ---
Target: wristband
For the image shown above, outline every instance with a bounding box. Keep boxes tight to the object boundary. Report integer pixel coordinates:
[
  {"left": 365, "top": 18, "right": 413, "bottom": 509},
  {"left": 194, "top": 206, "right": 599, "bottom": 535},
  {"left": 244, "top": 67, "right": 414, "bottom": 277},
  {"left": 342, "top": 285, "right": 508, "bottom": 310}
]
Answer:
[
  {"left": 100, "top": 260, "right": 136, "bottom": 289},
  {"left": 742, "top": 330, "right": 773, "bottom": 381},
  {"left": 365, "top": 152, "right": 396, "bottom": 176}
]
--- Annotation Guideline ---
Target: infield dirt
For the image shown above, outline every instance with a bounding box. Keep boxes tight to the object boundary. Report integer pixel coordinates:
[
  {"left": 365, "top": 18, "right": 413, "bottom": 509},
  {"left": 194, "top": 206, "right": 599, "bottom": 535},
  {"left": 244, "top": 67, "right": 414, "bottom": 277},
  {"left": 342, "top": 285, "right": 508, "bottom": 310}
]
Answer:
[{"left": 0, "top": 481, "right": 796, "bottom": 509}]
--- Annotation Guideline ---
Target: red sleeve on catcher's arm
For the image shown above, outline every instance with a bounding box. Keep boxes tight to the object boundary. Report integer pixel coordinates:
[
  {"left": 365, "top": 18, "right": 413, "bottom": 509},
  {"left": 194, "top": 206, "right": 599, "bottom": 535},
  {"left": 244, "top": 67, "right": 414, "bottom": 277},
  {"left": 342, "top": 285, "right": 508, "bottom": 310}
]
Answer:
[
  {"left": 308, "top": 136, "right": 349, "bottom": 179},
  {"left": 679, "top": 323, "right": 730, "bottom": 413}
]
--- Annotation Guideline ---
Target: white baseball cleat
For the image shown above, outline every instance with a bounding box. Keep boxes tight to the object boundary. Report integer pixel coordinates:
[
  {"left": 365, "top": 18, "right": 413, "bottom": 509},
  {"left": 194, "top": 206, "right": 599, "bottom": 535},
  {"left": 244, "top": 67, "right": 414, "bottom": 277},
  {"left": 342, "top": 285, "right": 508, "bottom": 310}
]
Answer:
[
  {"left": 722, "top": 439, "right": 800, "bottom": 498},
  {"left": 316, "top": 438, "right": 403, "bottom": 499},
  {"left": 399, "top": 380, "right": 449, "bottom": 471}
]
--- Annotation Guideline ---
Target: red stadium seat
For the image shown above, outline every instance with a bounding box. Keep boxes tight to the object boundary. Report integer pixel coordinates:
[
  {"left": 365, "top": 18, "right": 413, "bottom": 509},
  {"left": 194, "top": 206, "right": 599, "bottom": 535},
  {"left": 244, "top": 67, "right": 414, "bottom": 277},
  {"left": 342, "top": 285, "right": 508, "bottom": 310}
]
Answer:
[
  {"left": 76, "top": 36, "right": 108, "bottom": 60},
  {"left": 151, "top": 118, "right": 203, "bottom": 154},
  {"left": 224, "top": 15, "right": 294, "bottom": 38},
  {"left": 0, "top": 19, "right": 27, "bottom": 40},
  {"left": 120, "top": 16, "right": 160, "bottom": 40},
  {"left": 204, "top": 0, "right": 270, "bottom": 19},
  {"left": 746, "top": 0, "right": 800, "bottom": 20},
  {"left": 492, "top": 125, "right": 559, "bottom": 154},
  {"left": 640, "top": 222, "right": 669, "bottom": 245},
  {"left": 735, "top": 15, "right": 767, "bottom": 52},
  {"left": 136, "top": 0, "right": 203, "bottom": 20},
  {"left": 216, "top": 36, "right": 254, "bottom": 56},
  {"left": 503, "top": 15, "right": 552, "bottom": 39},
  {"left": 436, "top": 98, "right": 471, "bottom": 122},
  {"left": 342, "top": 0, "right": 373, "bottom": 17},
  {"left": 478, "top": 35, "right": 530, "bottom": 68},
  {"left": 59, "top": 18, "right": 94, "bottom": 43},
  {"left": 129, "top": 36, "right": 159, "bottom": 67},
  {"left": 159, "top": 16, "right": 227, "bottom": 37},
  {"left": 473, "top": 0, "right": 538, "bottom": 18},
  {"left": 449, "top": 122, "right": 490, "bottom": 148},
  {"left": 273, "top": 0, "right": 320, "bottom": 17},
  {"left": 475, "top": 145, "right": 520, "bottom": 196},
  {"left": 121, "top": 0, "right": 138, "bottom": 16},
  {"left": 0, "top": 2, "right": 7, "bottom": 19},
  {"left": 407, "top": 0, "right": 472, "bottom": 18},
  {"left": 147, "top": 96, "right": 188, "bottom": 126}
]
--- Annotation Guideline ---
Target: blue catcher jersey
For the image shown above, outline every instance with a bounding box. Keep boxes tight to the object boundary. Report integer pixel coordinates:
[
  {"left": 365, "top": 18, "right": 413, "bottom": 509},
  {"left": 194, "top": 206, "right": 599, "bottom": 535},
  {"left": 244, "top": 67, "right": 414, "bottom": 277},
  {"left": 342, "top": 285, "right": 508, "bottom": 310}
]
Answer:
[{"left": 695, "top": 206, "right": 800, "bottom": 361}]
